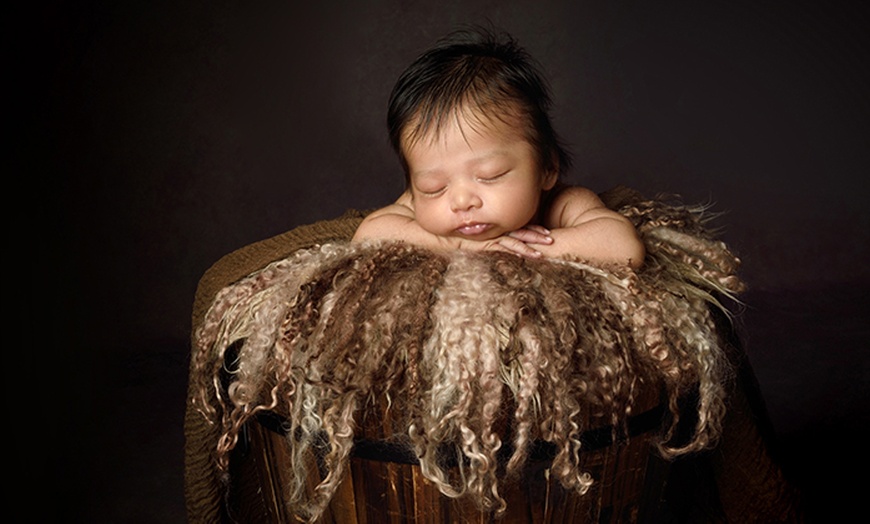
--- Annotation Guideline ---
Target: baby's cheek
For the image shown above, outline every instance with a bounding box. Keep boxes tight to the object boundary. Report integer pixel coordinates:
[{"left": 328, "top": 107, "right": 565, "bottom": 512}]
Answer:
[{"left": 415, "top": 208, "right": 446, "bottom": 235}]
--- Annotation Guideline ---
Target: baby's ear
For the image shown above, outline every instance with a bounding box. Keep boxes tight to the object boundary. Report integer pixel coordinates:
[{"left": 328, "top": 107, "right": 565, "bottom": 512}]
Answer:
[{"left": 542, "top": 169, "right": 558, "bottom": 190}]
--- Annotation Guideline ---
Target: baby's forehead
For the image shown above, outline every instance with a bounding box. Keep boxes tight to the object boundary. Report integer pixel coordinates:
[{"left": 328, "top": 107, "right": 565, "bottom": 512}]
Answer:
[{"left": 403, "top": 104, "right": 529, "bottom": 150}]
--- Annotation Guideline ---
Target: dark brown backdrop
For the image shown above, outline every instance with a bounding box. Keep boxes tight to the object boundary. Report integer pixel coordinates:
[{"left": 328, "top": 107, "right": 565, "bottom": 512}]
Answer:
[{"left": 15, "top": 1, "right": 868, "bottom": 521}]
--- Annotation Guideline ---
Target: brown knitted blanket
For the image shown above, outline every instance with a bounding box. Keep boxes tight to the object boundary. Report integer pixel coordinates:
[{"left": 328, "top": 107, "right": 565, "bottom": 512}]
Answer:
[{"left": 184, "top": 187, "right": 802, "bottom": 523}]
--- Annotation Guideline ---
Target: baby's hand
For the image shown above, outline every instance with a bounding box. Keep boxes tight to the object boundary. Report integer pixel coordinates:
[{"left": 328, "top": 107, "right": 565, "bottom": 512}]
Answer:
[
  {"left": 465, "top": 226, "right": 554, "bottom": 258},
  {"left": 508, "top": 225, "right": 553, "bottom": 245}
]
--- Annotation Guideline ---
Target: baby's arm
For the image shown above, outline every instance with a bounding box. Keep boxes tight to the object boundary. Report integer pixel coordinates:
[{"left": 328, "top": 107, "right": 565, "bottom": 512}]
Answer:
[
  {"left": 351, "top": 193, "right": 454, "bottom": 251},
  {"left": 535, "top": 186, "right": 645, "bottom": 268},
  {"left": 352, "top": 191, "right": 551, "bottom": 257}
]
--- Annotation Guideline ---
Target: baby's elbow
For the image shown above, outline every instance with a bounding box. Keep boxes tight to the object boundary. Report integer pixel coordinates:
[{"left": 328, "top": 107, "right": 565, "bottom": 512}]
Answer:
[
  {"left": 351, "top": 216, "right": 377, "bottom": 243},
  {"left": 608, "top": 217, "right": 645, "bottom": 269},
  {"left": 617, "top": 221, "right": 645, "bottom": 269},
  {"left": 622, "top": 217, "right": 646, "bottom": 270},
  {"left": 352, "top": 211, "right": 411, "bottom": 244},
  {"left": 626, "top": 240, "right": 646, "bottom": 270}
]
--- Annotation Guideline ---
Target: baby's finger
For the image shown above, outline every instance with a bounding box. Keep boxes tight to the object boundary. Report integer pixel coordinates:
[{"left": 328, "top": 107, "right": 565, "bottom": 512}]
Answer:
[
  {"left": 496, "top": 237, "right": 543, "bottom": 258},
  {"left": 525, "top": 224, "right": 551, "bottom": 235},
  {"left": 508, "top": 228, "right": 553, "bottom": 245}
]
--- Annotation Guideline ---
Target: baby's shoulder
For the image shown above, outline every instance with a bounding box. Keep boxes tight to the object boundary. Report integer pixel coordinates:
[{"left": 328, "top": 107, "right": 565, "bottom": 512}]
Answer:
[
  {"left": 543, "top": 185, "right": 607, "bottom": 227},
  {"left": 546, "top": 184, "right": 602, "bottom": 212}
]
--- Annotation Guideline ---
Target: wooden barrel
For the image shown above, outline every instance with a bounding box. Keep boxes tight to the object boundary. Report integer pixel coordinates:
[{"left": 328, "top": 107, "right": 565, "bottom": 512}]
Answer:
[{"left": 224, "top": 398, "right": 671, "bottom": 523}]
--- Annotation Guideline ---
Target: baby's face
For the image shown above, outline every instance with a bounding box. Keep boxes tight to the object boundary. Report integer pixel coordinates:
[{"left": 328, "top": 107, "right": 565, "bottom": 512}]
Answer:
[{"left": 404, "top": 112, "right": 556, "bottom": 241}]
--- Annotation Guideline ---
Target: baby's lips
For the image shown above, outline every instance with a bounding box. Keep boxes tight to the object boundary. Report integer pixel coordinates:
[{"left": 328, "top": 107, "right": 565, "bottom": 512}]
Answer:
[{"left": 456, "top": 222, "right": 493, "bottom": 236}]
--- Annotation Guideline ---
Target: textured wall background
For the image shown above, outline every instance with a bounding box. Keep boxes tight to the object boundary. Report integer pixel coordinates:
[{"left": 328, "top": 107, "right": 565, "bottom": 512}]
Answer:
[{"left": 15, "top": 1, "right": 867, "bottom": 520}]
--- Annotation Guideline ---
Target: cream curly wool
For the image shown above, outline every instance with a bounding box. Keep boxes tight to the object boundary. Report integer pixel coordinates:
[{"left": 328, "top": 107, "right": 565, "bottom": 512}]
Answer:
[{"left": 191, "top": 200, "right": 744, "bottom": 523}]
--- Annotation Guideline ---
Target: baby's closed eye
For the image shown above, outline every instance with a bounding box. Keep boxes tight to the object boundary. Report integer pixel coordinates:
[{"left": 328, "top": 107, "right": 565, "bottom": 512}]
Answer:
[
  {"left": 417, "top": 187, "right": 446, "bottom": 197},
  {"left": 477, "top": 170, "right": 509, "bottom": 183}
]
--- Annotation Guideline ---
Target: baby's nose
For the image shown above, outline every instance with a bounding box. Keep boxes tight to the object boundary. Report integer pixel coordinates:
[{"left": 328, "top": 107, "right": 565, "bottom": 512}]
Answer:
[{"left": 450, "top": 187, "right": 482, "bottom": 212}]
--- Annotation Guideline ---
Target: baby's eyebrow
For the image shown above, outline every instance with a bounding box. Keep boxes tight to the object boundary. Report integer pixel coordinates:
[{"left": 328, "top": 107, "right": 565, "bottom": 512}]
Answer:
[{"left": 468, "top": 149, "right": 512, "bottom": 164}]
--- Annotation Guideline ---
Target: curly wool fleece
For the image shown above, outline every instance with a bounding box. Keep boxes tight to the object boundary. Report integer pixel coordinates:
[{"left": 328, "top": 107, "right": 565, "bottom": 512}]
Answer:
[{"left": 191, "top": 200, "right": 743, "bottom": 523}]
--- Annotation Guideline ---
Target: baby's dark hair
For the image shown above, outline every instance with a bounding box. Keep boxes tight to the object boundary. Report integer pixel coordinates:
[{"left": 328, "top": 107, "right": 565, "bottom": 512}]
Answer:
[{"left": 387, "top": 26, "right": 572, "bottom": 183}]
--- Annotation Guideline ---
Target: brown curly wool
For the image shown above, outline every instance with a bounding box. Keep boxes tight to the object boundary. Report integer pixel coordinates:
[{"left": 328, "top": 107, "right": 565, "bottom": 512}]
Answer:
[{"left": 190, "top": 198, "right": 744, "bottom": 523}]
